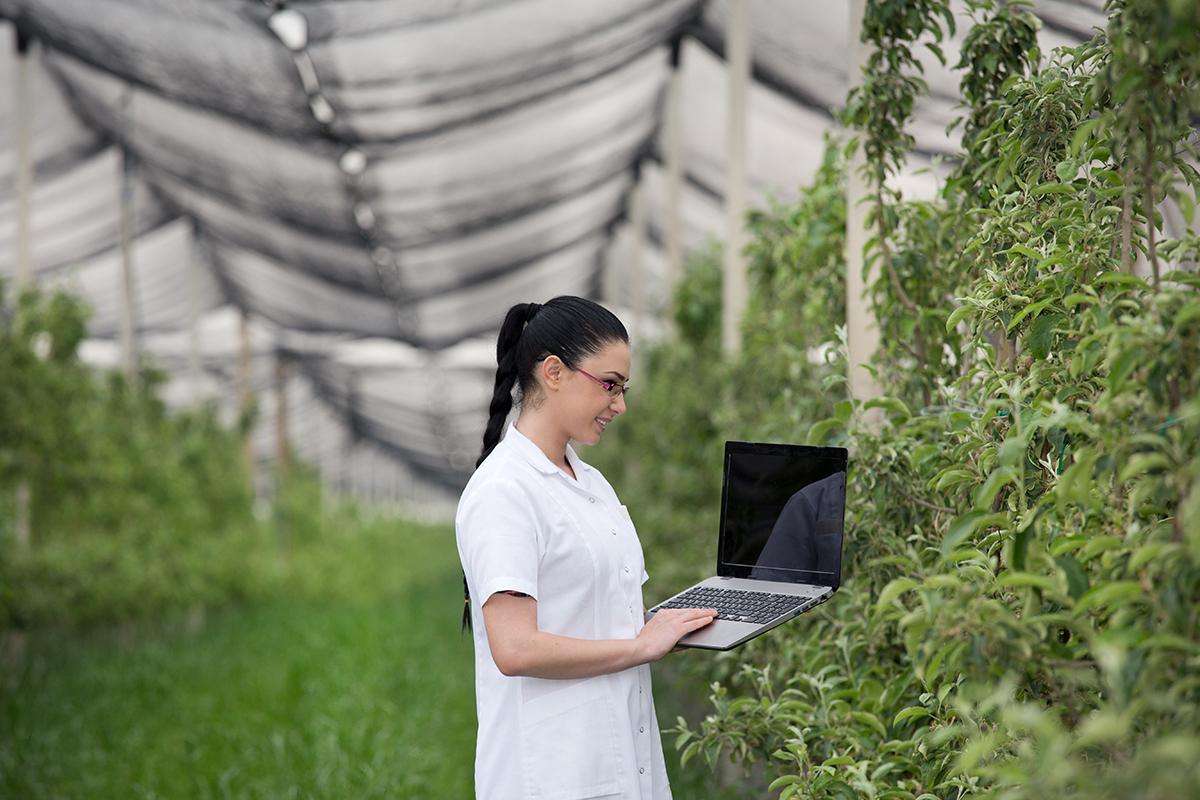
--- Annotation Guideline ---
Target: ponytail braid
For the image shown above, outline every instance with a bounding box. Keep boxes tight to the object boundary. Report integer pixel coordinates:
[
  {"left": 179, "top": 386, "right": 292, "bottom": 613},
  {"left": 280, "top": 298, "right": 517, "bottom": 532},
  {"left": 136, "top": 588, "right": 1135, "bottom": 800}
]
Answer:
[
  {"left": 463, "top": 302, "right": 542, "bottom": 631},
  {"left": 475, "top": 303, "right": 540, "bottom": 469}
]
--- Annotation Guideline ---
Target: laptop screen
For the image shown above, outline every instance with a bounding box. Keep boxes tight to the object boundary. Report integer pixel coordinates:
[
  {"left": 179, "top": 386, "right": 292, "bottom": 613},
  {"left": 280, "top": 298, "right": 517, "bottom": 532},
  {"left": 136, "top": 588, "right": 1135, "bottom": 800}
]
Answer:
[{"left": 716, "top": 441, "right": 848, "bottom": 587}]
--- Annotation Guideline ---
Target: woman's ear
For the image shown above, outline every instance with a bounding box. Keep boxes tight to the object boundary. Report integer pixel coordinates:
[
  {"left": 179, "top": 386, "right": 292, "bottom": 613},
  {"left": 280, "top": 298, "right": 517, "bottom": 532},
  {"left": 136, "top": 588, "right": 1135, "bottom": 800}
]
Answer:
[{"left": 540, "top": 355, "right": 566, "bottom": 391}]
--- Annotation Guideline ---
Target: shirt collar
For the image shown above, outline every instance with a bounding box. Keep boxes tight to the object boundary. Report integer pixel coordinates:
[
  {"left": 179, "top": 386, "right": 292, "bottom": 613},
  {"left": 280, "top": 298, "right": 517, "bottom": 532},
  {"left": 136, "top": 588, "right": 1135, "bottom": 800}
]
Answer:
[{"left": 505, "top": 421, "right": 592, "bottom": 478}]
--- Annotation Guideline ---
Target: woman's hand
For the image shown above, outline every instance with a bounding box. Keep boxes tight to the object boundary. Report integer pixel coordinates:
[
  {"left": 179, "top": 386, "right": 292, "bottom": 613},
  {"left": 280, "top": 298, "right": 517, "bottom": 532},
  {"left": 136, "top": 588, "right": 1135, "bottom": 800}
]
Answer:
[{"left": 636, "top": 608, "right": 717, "bottom": 662}]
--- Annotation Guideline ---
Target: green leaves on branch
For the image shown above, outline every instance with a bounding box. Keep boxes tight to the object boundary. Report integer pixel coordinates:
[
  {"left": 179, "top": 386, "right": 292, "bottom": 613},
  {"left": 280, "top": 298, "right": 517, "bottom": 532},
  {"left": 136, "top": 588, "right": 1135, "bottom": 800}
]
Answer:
[{"left": 608, "top": 3, "right": 1200, "bottom": 798}]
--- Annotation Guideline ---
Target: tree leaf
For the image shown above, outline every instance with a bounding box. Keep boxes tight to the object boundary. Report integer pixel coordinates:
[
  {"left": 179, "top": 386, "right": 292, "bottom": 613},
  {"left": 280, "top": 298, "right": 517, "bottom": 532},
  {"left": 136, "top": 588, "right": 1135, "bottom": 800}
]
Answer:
[
  {"left": 1026, "top": 313, "right": 1064, "bottom": 360},
  {"left": 942, "top": 511, "right": 1008, "bottom": 555},
  {"left": 1108, "top": 348, "right": 1141, "bottom": 394},
  {"left": 1070, "top": 116, "right": 1103, "bottom": 155},
  {"left": 769, "top": 775, "right": 803, "bottom": 792},
  {"left": 851, "top": 710, "right": 888, "bottom": 739},
  {"left": 807, "top": 417, "right": 842, "bottom": 444},
  {"left": 1007, "top": 299, "right": 1053, "bottom": 331},
  {"left": 876, "top": 577, "right": 920, "bottom": 611},
  {"left": 893, "top": 706, "right": 932, "bottom": 726},
  {"left": 933, "top": 467, "right": 975, "bottom": 491},
  {"left": 997, "top": 571, "right": 1056, "bottom": 592},
  {"left": 972, "top": 466, "right": 1018, "bottom": 508},
  {"left": 1030, "top": 182, "right": 1075, "bottom": 195},
  {"left": 1007, "top": 244, "right": 1042, "bottom": 260},
  {"left": 1095, "top": 272, "right": 1151, "bottom": 291},
  {"left": 945, "top": 303, "right": 972, "bottom": 332},
  {"left": 1075, "top": 581, "right": 1143, "bottom": 613},
  {"left": 1118, "top": 452, "right": 1171, "bottom": 482},
  {"left": 1063, "top": 293, "right": 1097, "bottom": 308},
  {"left": 1055, "top": 556, "right": 1090, "bottom": 600}
]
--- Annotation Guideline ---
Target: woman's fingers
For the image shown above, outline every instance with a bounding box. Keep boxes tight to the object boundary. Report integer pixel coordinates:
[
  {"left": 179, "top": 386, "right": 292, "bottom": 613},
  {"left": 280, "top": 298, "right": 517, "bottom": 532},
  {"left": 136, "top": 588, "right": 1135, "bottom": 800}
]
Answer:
[
  {"left": 684, "top": 608, "right": 717, "bottom": 622},
  {"left": 662, "top": 608, "right": 716, "bottom": 634},
  {"left": 663, "top": 607, "right": 716, "bottom": 619}
]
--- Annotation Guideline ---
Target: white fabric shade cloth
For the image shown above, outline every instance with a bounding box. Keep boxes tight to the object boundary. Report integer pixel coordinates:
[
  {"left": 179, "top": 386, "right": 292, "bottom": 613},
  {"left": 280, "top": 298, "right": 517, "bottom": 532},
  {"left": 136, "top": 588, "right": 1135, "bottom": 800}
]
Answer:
[{"left": 0, "top": 0, "right": 1110, "bottom": 503}]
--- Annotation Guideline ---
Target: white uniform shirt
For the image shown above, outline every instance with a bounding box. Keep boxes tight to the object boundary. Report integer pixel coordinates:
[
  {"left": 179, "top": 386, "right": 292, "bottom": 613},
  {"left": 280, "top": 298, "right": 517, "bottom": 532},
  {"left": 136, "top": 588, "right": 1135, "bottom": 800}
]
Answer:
[{"left": 456, "top": 422, "right": 672, "bottom": 800}]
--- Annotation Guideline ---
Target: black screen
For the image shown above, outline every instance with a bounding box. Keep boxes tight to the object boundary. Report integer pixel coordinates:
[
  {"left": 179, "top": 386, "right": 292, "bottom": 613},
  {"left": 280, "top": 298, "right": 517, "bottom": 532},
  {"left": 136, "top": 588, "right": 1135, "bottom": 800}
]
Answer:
[{"left": 718, "top": 443, "right": 847, "bottom": 586}]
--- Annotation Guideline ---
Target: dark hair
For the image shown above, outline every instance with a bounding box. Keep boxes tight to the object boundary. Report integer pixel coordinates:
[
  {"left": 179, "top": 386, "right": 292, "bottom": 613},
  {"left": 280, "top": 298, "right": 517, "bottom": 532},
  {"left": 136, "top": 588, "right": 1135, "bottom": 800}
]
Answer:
[{"left": 461, "top": 295, "right": 629, "bottom": 632}]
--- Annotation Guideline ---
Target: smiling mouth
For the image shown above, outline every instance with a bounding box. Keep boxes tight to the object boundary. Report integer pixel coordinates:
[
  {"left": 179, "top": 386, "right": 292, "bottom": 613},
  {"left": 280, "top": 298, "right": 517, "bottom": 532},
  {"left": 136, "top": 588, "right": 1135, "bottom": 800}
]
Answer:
[{"left": 594, "top": 417, "right": 611, "bottom": 431}]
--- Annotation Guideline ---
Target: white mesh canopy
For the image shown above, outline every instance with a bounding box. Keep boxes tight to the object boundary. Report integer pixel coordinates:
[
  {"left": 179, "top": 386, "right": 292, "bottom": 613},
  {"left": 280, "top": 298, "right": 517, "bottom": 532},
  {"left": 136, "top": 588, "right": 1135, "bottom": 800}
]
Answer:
[{"left": 0, "top": 0, "right": 1107, "bottom": 506}]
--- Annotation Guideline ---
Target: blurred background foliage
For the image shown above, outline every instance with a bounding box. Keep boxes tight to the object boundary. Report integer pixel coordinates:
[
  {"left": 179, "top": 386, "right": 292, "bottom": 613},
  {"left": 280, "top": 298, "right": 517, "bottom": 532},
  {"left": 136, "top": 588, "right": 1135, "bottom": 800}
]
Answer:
[{"left": 0, "top": 282, "right": 261, "bottom": 629}]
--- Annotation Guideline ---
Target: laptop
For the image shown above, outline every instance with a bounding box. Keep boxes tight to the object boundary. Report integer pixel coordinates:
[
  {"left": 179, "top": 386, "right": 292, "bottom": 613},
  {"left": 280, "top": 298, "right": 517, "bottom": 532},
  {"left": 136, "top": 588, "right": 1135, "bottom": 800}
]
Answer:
[{"left": 646, "top": 440, "right": 848, "bottom": 651}]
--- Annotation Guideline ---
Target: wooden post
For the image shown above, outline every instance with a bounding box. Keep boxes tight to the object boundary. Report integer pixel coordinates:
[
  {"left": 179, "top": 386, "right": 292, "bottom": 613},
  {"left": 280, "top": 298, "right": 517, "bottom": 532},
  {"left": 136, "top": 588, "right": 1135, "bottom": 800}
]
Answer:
[
  {"left": 626, "top": 170, "right": 647, "bottom": 382},
  {"left": 186, "top": 221, "right": 204, "bottom": 401},
  {"left": 13, "top": 28, "right": 34, "bottom": 552},
  {"left": 367, "top": 446, "right": 377, "bottom": 507},
  {"left": 629, "top": 169, "right": 645, "bottom": 344},
  {"left": 722, "top": 0, "right": 750, "bottom": 355},
  {"left": 273, "top": 347, "right": 290, "bottom": 560},
  {"left": 341, "top": 433, "right": 353, "bottom": 496},
  {"left": 343, "top": 377, "right": 359, "bottom": 498},
  {"left": 237, "top": 310, "right": 255, "bottom": 495},
  {"left": 845, "top": 0, "right": 883, "bottom": 419},
  {"left": 13, "top": 28, "right": 33, "bottom": 290},
  {"left": 118, "top": 147, "right": 140, "bottom": 382},
  {"left": 274, "top": 349, "right": 290, "bottom": 484},
  {"left": 664, "top": 40, "right": 684, "bottom": 314},
  {"left": 325, "top": 414, "right": 340, "bottom": 509}
]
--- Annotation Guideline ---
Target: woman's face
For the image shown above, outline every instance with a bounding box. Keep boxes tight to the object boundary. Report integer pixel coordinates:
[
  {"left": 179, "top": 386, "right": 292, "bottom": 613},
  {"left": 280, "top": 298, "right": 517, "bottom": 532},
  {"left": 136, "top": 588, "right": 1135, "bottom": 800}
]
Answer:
[{"left": 554, "top": 339, "right": 631, "bottom": 446}]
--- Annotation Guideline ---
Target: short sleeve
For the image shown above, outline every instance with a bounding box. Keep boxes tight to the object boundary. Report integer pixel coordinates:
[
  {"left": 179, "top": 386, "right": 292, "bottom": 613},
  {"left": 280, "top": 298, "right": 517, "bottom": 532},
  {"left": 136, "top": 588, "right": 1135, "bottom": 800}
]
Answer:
[{"left": 457, "top": 479, "right": 542, "bottom": 604}]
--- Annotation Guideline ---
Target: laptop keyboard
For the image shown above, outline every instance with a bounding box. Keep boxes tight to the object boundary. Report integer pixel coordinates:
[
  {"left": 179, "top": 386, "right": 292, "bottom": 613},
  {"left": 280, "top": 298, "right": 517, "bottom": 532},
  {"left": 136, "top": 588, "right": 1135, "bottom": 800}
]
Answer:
[{"left": 652, "top": 586, "right": 810, "bottom": 625}]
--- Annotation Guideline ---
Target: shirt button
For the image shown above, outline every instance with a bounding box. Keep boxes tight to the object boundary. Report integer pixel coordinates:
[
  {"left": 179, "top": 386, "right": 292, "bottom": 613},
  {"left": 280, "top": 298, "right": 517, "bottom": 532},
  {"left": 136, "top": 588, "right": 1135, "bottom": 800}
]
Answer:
[
  {"left": 611, "top": 528, "right": 617, "bottom": 536},
  {"left": 589, "top": 497, "right": 596, "bottom": 504},
  {"left": 623, "top": 566, "right": 630, "bottom": 573},
  {"left": 639, "top": 768, "right": 645, "bottom": 774},
  {"left": 639, "top": 726, "right": 645, "bottom": 733}
]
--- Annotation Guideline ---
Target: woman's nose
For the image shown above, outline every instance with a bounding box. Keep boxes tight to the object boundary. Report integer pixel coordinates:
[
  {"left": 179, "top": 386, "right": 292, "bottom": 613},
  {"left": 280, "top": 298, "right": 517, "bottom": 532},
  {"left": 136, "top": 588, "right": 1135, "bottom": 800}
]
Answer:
[{"left": 610, "top": 391, "right": 626, "bottom": 416}]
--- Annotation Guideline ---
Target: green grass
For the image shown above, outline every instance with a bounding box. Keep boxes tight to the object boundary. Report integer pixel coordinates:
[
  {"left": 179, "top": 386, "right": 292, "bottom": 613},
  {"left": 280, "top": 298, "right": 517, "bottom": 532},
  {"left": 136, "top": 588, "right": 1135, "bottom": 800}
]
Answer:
[
  {"left": 1, "top": 526, "right": 477, "bottom": 798},
  {"left": 0, "top": 518, "right": 756, "bottom": 799}
]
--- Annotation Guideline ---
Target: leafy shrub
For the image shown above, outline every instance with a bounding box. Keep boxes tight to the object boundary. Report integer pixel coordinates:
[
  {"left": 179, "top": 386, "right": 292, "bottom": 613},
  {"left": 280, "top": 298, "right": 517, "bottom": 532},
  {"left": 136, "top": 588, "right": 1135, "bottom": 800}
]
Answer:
[{"left": 597, "top": 2, "right": 1200, "bottom": 797}]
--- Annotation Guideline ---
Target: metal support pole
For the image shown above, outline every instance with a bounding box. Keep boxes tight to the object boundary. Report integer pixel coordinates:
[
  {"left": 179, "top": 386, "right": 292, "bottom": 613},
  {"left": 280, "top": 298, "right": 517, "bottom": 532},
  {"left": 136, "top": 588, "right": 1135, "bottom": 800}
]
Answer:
[
  {"left": 846, "top": 0, "right": 883, "bottom": 418},
  {"left": 722, "top": 0, "right": 750, "bottom": 355}
]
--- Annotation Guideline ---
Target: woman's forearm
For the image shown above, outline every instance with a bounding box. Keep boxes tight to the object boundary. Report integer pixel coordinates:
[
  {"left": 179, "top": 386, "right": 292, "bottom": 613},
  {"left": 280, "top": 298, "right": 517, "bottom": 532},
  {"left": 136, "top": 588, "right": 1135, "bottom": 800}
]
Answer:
[{"left": 497, "top": 630, "right": 649, "bottom": 679}]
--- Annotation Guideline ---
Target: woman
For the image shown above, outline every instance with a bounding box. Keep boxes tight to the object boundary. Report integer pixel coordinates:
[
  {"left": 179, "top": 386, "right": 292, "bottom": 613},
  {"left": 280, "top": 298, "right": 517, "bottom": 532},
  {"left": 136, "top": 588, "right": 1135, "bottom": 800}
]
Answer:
[{"left": 455, "top": 296, "right": 717, "bottom": 800}]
